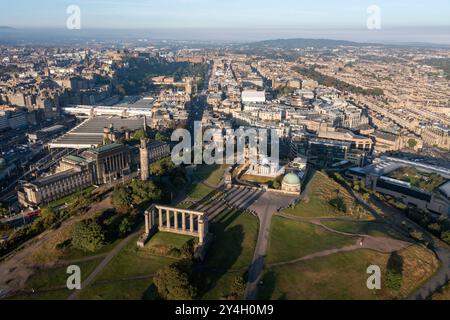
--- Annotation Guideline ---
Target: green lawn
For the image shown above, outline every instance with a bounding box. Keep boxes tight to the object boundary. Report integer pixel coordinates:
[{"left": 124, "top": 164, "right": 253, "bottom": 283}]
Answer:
[
  {"left": 74, "top": 209, "right": 258, "bottom": 300},
  {"left": 187, "top": 183, "right": 214, "bottom": 201},
  {"left": 59, "top": 239, "right": 122, "bottom": 261},
  {"left": 282, "top": 171, "right": 372, "bottom": 219},
  {"left": 146, "top": 232, "right": 195, "bottom": 250},
  {"left": 8, "top": 289, "right": 73, "bottom": 300},
  {"left": 46, "top": 186, "right": 96, "bottom": 209},
  {"left": 204, "top": 210, "right": 258, "bottom": 270},
  {"left": 143, "top": 232, "right": 196, "bottom": 258},
  {"left": 8, "top": 258, "right": 102, "bottom": 300},
  {"left": 26, "top": 259, "right": 102, "bottom": 290},
  {"left": 241, "top": 174, "right": 282, "bottom": 185},
  {"left": 199, "top": 271, "right": 245, "bottom": 300},
  {"left": 186, "top": 165, "right": 226, "bottom": 200},
  {"left": 78, "top": 278, "right": 156, "bottom": 300},
  {"left": 258, "top": 245, "right": 439, "bottom": 300},
  {"left": 266, "top": 217, "right": 356, "bottom": 264},
  {"left": 195, "top": 210, "right": 258, "bottom": 299},
  {"left": 195, "top": 164, "right": 227, "bottom": 187},
  {"left": 322, "top": 220, "right": 407, "bottom": 240},
  {"left": 92, "top": 235, "right": 177, "bottom": 283}
]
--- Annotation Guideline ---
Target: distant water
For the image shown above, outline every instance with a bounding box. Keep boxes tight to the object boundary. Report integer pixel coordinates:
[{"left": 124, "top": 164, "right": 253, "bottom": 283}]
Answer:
[{"left": 0, "top": 27, "right": 449, "bottom": 46}]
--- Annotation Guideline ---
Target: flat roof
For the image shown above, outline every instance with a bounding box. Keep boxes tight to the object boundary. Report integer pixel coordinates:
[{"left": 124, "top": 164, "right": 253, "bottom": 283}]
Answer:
[
  {"left": 439, "top": 181, "right": 450, "bottom": 198},
  {"left": 31, "top": 169, "right": 79, "bottom": 187},
  {"left": 49, "top": 116, "right": 144, "bottom": 149},
  {"left": 86, "top": 143, "right": 125, "bottom": 155}
]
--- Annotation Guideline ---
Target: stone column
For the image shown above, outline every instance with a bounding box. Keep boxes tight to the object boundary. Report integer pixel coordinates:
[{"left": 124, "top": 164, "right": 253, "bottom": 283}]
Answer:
[
  {"left": 144, "top": 211, "right": 150, "bottom": 234},
  {"left": 190, "top": 214, "right": 194, "bottom": 233},
  {"left": 158, "top": 208, "right": 163, "bottom": 228},
  {"left": 174, "top": 211, "right": 178, "bottom": 230},
  {"left": 204, "top": 216, "right": 209, "bottom": 235},
  {"left": 166, "top": 209, "right": 170, "bottom": 228},
  {"left": 149, "top": 208, "right": 154, "bottom": 228},
  {"left": 182, "top": 212, "right": 186, "bottom": 231},
  {"left": 198, "top": 216, "right": 205, "bottom": 244}
]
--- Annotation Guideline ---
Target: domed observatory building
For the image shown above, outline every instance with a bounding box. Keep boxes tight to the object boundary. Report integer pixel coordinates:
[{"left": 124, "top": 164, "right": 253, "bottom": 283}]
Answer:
[{"left": 281, "top": 173, "right": 301, "bottom": 194}]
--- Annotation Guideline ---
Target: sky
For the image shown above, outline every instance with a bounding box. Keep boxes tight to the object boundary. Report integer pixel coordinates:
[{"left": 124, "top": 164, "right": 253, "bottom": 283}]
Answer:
[{"left": 0, "top": 0, "right": 449, "bottom": 43}]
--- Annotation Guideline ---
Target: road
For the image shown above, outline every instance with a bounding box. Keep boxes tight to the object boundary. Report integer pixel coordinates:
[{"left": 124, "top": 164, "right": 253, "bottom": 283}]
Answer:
[{"left": 244, "top": 192, "right": 297, "bottom": 300}]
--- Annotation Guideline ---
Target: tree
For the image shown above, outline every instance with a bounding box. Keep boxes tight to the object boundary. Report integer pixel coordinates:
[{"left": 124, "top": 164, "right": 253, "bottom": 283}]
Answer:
[
  {"left": 441, "top": 231, "right": 450, "bottom": 245},
  {"left": 71, "top": 219, "right": 105, "bottom": 252},
  {"left": 153, "top": 265, "right": 196, "bottom": 300},
  {"left": 407, "top": 139, "right": 417, "bottom": 149},
  {"left": 118, "top": 218, "right": 133, "bottom": 237},
  {"left": 0, "top": 221, "right": 9, "bottom": 232},
  {"left": 150, "top": 158, "right": 176, "bottom": 176},
  {"left": 428, "top": 223, "right": 441, "bottom": 236},
  {"left": 329, "top": 196, "right": 347, "bottom": 213},
  {"left": 271, "top": 180, "right": 281, "bottom": 190},
  {"left": 112, "top": 185, "right": 132, "bottom": 207},
  {"left": 385, "top": 252, "right": 404, "bottom": 291},
  {"left": 131, "top": 129, "right": 146, "bottom": 141},
  {"left": 129, "top": 180, "right": 162, "bottom": 205},
  {"left": 410, "top": 230, "right": 424, "bottom": 242},
  {"left": 149, "top": 161, "right": 165, "bottom": 176},
  {"left": 0, "top": 203, "right": 9, "bottom": 218},
  {"left": 39, "top": 208, "right": 57, "bottom": 229},
  {"left": 180, "top": 239, "right": 196, "bottom": 259},
  {"left": 155, "top": 132, "right": 168, "bottom": 142}
]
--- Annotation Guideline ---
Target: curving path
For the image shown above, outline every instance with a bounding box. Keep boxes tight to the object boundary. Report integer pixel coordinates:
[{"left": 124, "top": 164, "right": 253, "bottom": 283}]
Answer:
[
  {"left": 244, "top": 192, "right": 298, "bottom": 300},
  {"left": 271, "top": 214, "right": 412, "bottom": 267}
]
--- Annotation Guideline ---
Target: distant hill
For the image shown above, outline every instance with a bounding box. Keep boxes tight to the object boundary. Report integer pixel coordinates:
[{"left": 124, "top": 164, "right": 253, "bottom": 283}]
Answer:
[
  {"left": 237, "top": 38, "right": 450, "bottom": 51},
  {"left": 239, "top": 38, "right": 375, "bottom": 49},
  {"left": 0, "top": 26, "right": 14, "bottom": 30}
]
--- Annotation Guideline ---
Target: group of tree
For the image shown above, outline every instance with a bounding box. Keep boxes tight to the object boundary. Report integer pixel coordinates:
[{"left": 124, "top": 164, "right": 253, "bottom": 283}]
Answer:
[
  {"left": 71, "top": 218, "right": 105, "bottom": 252},
  {"left": 1, "top": 188, "right": 98, "bottom": 257},
  {"left": 294, "top": 66, "right": 384, "bottom": 96},
  {"left": 275, "top": 85, "right": 297, "bottom": 97},
  {"left": 112, "top": 180, "right": 162, "bottom": 209},
  {"left": 405, "top": 207, "right": 450, "bottom": 245},
  {"left": 0, "top": 203, "right": 10, "bottom": 218},
  {"left": 153, "top": 262, "right": 197, "bottom": 300},
  {"left": 0, "top": 207, "right": 59, "bottom": 256},
  {"left": 130, "top": 128, "right": 147, "bottom": 141},
  {"left": 114, "top": 55, "right": 207, "bottom": 96},
  {"left": 385, "top": 252, "right": 404, "bottom": 291},
  {"left": 329, "top": 196, "right": 347, "bottom": 213},
  {"left": 420, "top": 58, "right": 450, "bottom": 80},
  {"left": 149, "top": 158, "right": 176, "bottom": 176}
]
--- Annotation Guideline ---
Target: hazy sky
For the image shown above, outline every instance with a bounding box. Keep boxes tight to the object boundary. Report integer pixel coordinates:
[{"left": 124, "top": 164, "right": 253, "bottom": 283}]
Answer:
[{"left": 1, "top": 0, "right": 449, "bottom": 29}]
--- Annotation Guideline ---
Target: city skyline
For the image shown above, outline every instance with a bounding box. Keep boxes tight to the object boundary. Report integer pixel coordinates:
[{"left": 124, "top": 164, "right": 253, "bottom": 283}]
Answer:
[{"left": 0, "top": 0, "right": 450, "bottom": 305}]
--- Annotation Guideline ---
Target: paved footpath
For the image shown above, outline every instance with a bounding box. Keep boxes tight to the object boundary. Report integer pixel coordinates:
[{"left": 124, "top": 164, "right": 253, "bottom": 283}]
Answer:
[
  {"left": 67, "top": 228, "right": 141, "bottom": 300},
  {"left": 408, "top": 246, "right": 450, "bottom": 300},
  {"left": 244, "top": 192, "right": 297, "bottom": 300}
]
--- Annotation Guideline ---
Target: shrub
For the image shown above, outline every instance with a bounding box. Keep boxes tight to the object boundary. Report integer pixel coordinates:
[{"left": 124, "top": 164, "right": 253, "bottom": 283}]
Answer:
[
  {"left": 153, "top": 265, "right": 196, "bottom": 300},
  {"left": 231, "top": 275, "right": 246, "bottom": 297},
  {"left": 118, "top": 218, "right": 133, "bottom": 237},
  {"left": 71, "top": 219, "right": 105, "bottom": 252}
]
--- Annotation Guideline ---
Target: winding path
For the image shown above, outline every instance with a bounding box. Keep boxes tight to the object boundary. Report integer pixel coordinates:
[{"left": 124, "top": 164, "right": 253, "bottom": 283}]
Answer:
[
  {"left": 244, "top": 192, "right": 298, "bottom": 300},
  {"left": 67, "top": 227, "right": 141, "bottom": 300},
  {"left": 270, "top": 214, "right": 412, "bottom": 267}
]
